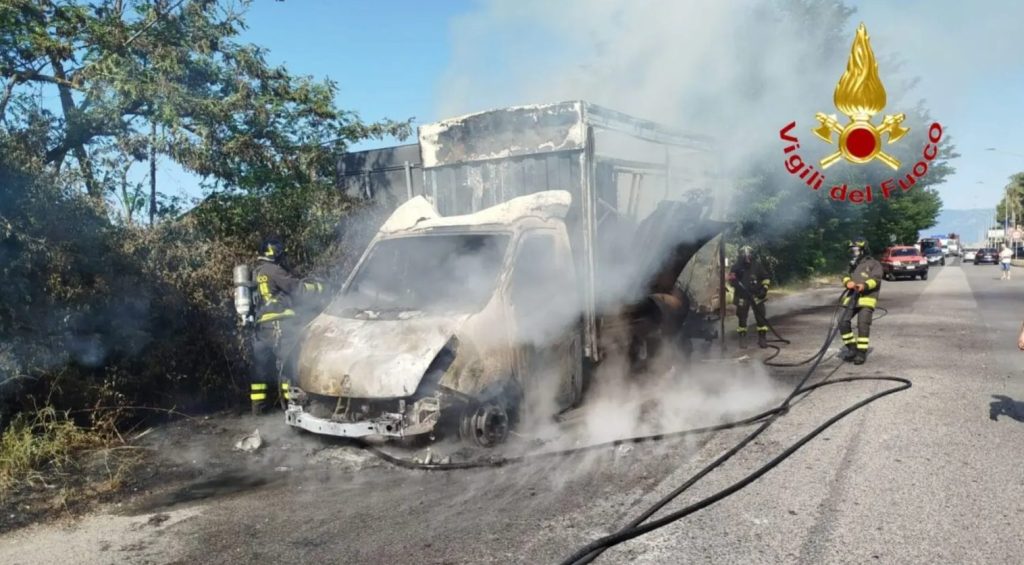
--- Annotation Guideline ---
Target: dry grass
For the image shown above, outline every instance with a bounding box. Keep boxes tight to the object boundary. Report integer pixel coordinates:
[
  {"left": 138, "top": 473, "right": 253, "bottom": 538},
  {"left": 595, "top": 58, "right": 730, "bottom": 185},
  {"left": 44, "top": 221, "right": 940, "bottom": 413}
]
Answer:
[{"left": 0, "top": 406, "right": 111, "bottom": 500}]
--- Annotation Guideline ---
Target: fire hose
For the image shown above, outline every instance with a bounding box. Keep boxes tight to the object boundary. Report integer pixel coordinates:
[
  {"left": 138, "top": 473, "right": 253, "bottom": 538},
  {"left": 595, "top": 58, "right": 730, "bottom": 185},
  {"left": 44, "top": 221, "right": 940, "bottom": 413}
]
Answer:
[{"left": 353, "top": 289, "right": 910, "bottom": 563}]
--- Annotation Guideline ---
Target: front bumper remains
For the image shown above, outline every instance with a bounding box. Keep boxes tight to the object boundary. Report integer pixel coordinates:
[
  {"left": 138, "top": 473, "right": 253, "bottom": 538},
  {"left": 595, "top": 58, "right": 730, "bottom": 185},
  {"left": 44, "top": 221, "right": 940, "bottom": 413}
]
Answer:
[
  {"left": 283, "top": 391, "right": 442, "bottom": 440},
  {"left": 285, "top": 405, "right": 407, "bottom": 438}
]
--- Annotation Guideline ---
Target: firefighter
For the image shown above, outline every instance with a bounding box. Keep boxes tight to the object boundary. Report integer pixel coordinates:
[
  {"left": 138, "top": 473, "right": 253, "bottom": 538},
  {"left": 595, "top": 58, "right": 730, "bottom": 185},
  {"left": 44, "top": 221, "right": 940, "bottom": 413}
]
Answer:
[
  {"left": 728, "top": 245, "right": 772, "bottom": 349},
  {"left": 839, "top": 237, "right": 882, "bottom": 365},
  {"left": 249, "top": 234, "right": 324, "bottom": 415}
]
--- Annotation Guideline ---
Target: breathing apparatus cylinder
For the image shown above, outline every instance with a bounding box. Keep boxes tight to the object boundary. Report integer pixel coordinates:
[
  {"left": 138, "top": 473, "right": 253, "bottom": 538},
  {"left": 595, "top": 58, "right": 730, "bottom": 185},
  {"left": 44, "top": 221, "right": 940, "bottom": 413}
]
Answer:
[{"left": 233, "top": 264, "right": 254, "bottom": 325}]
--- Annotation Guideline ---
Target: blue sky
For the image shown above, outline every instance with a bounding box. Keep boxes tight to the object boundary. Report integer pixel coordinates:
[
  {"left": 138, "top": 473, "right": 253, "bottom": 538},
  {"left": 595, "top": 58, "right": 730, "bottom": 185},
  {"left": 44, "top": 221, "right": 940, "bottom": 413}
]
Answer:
[{"left": 153, "top": 0, "right": 1023, "bottom": 213}]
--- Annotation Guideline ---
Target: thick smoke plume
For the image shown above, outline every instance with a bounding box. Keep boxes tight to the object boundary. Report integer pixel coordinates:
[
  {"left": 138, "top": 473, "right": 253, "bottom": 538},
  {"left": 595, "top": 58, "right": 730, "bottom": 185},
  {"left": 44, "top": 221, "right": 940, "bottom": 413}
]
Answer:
[
  {"left": 440, "top": 0, "right": 853, "bottom": 176},
  {"left": 422, "top": 0, "right": 880, "bottom": 447}
]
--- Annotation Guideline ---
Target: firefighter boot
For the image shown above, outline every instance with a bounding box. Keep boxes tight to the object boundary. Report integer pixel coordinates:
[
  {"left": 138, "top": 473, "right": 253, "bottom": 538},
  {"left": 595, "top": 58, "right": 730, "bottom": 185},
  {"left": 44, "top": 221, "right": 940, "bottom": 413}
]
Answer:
[
  {"left": 738, "top": 332, "right": 748, "bottom": 349},
  {"left": 251, "top": 400, "right": 266, "bottom": 417},
  {"left": 852, "top": 349, "right": 867, "bottom": 365},
  {"left": 840, "top": 344, "right": 857, "bottom": 362},
  {"left": 757, "top": 331, "right": 768, "bottom": 349}
]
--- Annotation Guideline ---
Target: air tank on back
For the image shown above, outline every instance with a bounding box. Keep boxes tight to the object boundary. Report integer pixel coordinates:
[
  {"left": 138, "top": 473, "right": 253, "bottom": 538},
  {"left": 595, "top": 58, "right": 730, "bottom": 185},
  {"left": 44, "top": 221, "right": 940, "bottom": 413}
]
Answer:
[{"left": 233, "top": 264, "right": 254, "bottom": 325}]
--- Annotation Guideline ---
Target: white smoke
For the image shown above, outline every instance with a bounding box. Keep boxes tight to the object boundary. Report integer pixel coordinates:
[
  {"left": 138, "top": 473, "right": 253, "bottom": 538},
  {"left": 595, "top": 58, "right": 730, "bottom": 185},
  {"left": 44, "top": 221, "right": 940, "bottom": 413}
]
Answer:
[
  {"left": 439, "top": 0, "right": 857, "bottom": 175},
  {"left": 424, "top": 0, "right": 865, "bottom": 452}
]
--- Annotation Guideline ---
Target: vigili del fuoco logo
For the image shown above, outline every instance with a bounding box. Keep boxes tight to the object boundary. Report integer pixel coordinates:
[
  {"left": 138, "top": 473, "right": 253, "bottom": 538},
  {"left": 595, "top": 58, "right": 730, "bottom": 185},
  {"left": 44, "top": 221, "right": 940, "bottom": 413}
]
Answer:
[{"left": 779, "top": 23, "right": 943, "bottom": 204}]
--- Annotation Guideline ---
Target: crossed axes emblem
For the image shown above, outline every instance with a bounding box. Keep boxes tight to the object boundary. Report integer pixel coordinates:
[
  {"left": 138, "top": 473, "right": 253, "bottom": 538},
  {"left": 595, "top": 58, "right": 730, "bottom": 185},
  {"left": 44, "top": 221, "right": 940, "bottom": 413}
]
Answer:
[{"left": 813, "top": 112, "right": 909, "bottom": 170}]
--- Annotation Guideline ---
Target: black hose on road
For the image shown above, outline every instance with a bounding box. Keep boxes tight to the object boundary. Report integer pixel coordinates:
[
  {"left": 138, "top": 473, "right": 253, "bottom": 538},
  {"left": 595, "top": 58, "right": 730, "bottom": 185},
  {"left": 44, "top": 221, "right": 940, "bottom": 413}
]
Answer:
[
  {"left": 560, "top": 375, "right": 910, "bottom": 565},
  {"left": 561, "top": 292, "right": 903, "bottom": 564},
  {"left": 355, "top": 291, "right": 908, "bottom": 565}
]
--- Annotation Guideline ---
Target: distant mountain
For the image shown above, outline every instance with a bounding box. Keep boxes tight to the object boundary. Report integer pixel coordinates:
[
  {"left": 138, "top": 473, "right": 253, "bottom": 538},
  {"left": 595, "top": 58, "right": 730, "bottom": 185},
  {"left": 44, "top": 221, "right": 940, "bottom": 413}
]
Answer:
[{"left": 920, "top": 208, "right": 995, "bottom": 245}]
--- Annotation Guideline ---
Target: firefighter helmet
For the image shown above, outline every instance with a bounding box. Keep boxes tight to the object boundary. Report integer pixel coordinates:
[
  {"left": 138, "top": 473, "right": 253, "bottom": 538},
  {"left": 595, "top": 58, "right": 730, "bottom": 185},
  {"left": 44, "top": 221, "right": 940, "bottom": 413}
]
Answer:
[
  {"left": 848, "top": 237, "right": 867, "bottom": 259},
  {"left": 260, "top": 235, "right": 286, "bottom": 261},
  {"left": 738, "top": 245, "right": 754, "bottom": 261}
]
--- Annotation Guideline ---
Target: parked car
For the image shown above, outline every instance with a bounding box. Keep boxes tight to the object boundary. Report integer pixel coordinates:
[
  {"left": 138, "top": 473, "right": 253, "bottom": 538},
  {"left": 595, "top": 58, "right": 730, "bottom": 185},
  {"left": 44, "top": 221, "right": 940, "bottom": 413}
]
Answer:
[
  {"left": 923, "top": 247, "right": 945, "bottom": 266},
  {"left": 974, "top": 248, "right": 998, "bottom": 264},
  {"left": 963, "top": 248, "right": 978, "bottom": 262},
  {"left": 881, "top": 246, "right": 929, "bottom": 280}
]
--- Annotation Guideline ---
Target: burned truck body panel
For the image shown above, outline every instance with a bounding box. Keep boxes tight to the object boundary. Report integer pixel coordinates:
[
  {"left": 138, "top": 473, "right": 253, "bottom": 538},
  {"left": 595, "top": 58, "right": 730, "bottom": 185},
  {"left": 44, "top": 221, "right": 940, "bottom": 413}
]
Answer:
[
  {"left": 415, "top": 101, "right": 723, "bottom": 362},
  {"left": 287, "top": 101, "right": 725, "bottom": 444}
]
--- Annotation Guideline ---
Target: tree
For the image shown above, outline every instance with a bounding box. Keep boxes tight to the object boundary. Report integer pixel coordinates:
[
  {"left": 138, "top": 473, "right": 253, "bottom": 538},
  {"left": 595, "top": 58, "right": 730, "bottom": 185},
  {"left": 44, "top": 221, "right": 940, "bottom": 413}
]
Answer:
[
  {"left": 994, "top": 172, "right": 1024, "bottom": 226},
  {"left": 0, "top": 1, "right": 413, "bottom": 435},
  {"left": 0, "top": 0, "right": 410, "bottom": 207}
]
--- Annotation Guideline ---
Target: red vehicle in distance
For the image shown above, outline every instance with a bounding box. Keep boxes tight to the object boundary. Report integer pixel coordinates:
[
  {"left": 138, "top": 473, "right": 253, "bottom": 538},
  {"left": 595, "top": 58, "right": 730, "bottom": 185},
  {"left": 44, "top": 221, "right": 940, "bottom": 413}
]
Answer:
[{"left": 881, "top": 246, "right": 929, "bottom": 281}]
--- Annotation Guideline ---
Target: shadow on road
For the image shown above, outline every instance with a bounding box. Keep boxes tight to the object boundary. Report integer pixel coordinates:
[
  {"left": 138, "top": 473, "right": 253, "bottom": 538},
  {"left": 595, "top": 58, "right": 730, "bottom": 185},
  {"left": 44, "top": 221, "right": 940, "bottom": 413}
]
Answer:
[
  {"left": 125, "top": 469, "right": 280, "bottom": 516},
  {"left": 989, "top": 395, "right": 1024, "bottom": 423}
]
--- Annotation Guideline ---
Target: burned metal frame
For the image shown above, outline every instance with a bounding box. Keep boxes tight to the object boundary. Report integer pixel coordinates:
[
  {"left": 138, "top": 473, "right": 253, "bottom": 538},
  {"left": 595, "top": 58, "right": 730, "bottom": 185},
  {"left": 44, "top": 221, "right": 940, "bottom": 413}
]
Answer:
[{"left": 335, "top": 100, "right": 724, "bottom": 364}]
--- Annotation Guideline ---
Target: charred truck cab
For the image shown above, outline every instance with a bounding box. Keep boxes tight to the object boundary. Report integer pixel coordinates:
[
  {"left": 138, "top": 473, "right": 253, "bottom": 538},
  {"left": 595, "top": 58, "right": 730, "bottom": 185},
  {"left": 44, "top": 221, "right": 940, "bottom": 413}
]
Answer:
[{"left": 285, "top": 101, "right": 727, "bottom": 446}]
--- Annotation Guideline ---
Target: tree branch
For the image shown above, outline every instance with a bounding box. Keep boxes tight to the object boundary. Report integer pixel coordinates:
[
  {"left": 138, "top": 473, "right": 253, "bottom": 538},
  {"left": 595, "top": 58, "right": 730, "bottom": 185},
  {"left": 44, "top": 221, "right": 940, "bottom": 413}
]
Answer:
[
  {"left": 0, "top": 67, "right": 84, "bottom": 90},
  {"left": 0, "top": 79, "right": 17, "bottom": 122},
  {"left": 47, "top": 52, "right": 102, "bottom": 199}
]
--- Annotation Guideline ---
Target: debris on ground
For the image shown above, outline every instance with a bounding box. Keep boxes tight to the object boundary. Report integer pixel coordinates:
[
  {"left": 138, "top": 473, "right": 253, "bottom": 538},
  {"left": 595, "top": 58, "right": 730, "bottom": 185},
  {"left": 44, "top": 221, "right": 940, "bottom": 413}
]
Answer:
[
  {"left": 309, "top": 447, "right": 381, "bottom": 470},
  {"left": 234, "top": 429, "right": 262, "bottom": 452},
  {"left": 146, "top": 513, "right": 170, "bottom": 527}
]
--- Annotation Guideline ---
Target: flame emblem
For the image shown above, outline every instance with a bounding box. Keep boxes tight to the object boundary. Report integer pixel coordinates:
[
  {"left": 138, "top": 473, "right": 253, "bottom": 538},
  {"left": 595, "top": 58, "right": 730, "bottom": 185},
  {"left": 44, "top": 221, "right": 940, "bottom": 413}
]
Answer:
[{"left": 813, "top": 23, "right": 908, "bottom": 170}]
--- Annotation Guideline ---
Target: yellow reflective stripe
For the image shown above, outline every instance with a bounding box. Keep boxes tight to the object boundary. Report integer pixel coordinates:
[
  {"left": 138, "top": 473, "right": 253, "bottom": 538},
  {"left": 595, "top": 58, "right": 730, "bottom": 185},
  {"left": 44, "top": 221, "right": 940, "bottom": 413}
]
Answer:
[
  {"left": 865, "top": 279, "right": 878, "bottom": 290},
  {"left": 250, "top": 393, "right": 267, "bottom": 401},
  {"left": 258, "top": 309, "right": 296, "bottom": 323},
  {"left": 756, "top": 326, "right": 769, "bottom": 331},
  {"left": 280, "top": 383, "right": 290, "bottom": 390},
  {"left": 736, "top": 327, "right": 748, "bottom": 334},
  {"left": 857, "top": 338, "right": 870, "bottom": 343},
  {"left": 257, "top": 274, "right": 274, "bottom": 303},
  {"left": 251, "top": 383, "right": 268, "bottom": 391},
  {"left": 858, "top": 296, "right": 878, "bottom": 308},
  {"left": 761, "top": 279, "right": 771, "bottom": 287},
  {"left": 856, "top": 343, "right": 869, "bottom": 350},
  {"left": 303, "top": 282, "right": 323, "bottom": 293},
  {"left": 842, "top": 296, "right": 851, "bottom": 306}
]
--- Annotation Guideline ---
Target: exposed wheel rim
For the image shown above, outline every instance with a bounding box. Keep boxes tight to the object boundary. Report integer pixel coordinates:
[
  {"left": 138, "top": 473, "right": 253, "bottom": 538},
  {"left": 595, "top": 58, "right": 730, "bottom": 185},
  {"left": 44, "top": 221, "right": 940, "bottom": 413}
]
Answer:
[{"left": 461, "top": 402, "right": 510, "bottom": 447}]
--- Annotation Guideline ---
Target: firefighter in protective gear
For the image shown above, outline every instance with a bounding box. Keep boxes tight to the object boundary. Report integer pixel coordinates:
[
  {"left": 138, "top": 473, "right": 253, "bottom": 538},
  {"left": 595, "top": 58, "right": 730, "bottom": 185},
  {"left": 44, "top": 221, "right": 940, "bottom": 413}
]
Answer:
[
  {"left": 728, "top": 245, "right": 772, "bottom": 349},
  {"left": 249, "top": 235, "right": 324, "bottom": 416},
  {"left": 839, "top": 237, "right": 882, "bottom": 365}
]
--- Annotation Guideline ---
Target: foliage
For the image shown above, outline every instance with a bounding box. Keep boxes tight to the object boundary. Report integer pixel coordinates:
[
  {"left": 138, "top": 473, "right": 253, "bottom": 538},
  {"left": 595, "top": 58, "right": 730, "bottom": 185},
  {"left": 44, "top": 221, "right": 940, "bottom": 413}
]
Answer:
[
  {"left": 0, "top": 0, "right": 407, "bottom": 446},
  {"left": 994, "top": 172, "right": 1024, "bottom": 226},
  {"left": 0, "top": 0, "right": 411, "bottom": 205},
  {"left": 0, "top": 406, "right": 105, "bottom": 497}
]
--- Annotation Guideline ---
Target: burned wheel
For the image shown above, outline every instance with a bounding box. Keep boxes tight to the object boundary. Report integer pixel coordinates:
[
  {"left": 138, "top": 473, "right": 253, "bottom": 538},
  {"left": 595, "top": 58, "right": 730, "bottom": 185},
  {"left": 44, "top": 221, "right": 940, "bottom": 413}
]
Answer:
[{"left": 459, "top": 402, "right": 510, "bottom": 448}]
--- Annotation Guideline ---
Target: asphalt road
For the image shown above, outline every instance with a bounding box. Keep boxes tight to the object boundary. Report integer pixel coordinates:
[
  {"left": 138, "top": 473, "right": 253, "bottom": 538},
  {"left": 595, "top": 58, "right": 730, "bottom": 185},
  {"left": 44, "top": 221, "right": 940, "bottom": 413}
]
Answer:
[{"left": 3, "top": 259, "right": 1024, "bottom": 564}]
